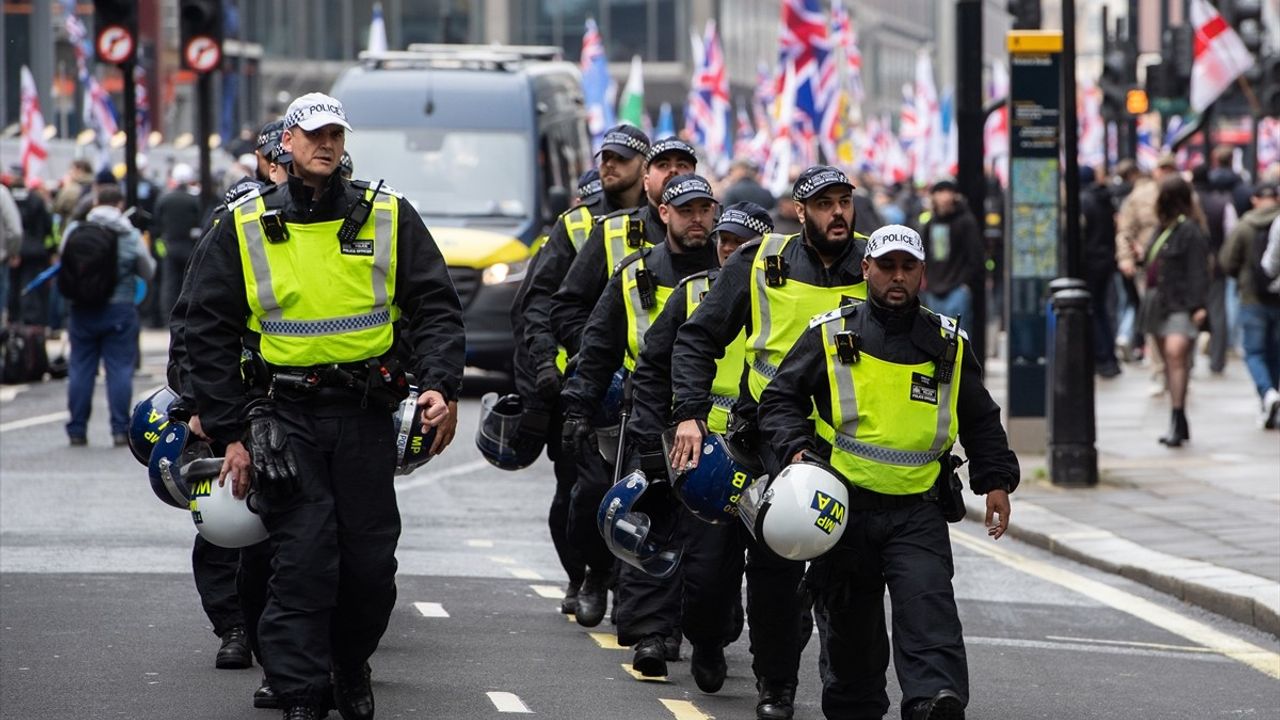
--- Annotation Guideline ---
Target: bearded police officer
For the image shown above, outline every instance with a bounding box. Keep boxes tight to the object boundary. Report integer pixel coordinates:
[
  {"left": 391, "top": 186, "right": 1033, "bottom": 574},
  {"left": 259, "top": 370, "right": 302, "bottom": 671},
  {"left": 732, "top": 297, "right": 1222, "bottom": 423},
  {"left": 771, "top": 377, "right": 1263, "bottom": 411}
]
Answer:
[
  {"left": 182, "top": 93, "right": 464, "bottom": 720},
  {"left": 665, "top": 165, "right": 868, "bottom": 719},
  {"left": 512, "top": 156, "right": 645, "bottom": 613},
  {"left": 559, "top": 173, "right": 719, "bottom": 630},
  {"left": 757, "top": 225, "right": 1018, "bottom": 720},
  {"left": 618, "top": 201, "right": 773, "bottom": 690}
]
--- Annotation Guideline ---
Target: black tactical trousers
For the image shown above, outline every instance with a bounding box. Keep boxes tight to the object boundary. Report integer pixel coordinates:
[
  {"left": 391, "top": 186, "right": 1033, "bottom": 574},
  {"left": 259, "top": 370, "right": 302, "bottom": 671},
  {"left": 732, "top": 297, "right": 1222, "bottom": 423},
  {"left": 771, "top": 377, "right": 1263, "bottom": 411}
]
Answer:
[
  {"left": 567, "top": 441, "right": 616, "bottom": 573},
  {"left": 238, "top": 539, "right": 273, "bottom": 660},
  {"left": 544, "top": 409, "right": 585, "bottom": 587},
  {"left": 256, "top": 404, "right": 400, "bottom": 708},
  {"left": 812, "top": 502, "right": 968, "bottom": 720},
  {"left": 192, "top": 535, "right": 243, "bottom": 637},
  {"left": 742, "top": 529, "right": 812, "bottom": 685},
  {"left": 615, "top": 508, "right": 742, "bottom": 648}
]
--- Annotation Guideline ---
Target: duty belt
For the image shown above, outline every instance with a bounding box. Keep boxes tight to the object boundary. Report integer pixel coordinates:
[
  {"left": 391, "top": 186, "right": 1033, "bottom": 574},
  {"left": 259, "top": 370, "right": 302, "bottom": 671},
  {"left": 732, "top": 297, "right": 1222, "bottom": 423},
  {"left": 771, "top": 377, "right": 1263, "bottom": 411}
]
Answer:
[
  {"left": 267, "top": 357, "right": 410, "bottom": 408},
  {"left": 845, "top": 480, "right": 939, "bottom": 511}
]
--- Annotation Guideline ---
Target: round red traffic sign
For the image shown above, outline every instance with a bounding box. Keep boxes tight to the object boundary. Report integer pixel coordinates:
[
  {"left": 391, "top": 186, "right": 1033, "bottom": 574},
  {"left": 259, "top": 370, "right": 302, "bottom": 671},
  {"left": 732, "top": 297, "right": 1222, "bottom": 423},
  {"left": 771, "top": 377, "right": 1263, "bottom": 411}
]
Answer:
[
  {"left": 96, "top": 24, "right": 135, "bottom": 65},
  {"left": 184, "top": 36, "right": 222, "bottom": 73}
]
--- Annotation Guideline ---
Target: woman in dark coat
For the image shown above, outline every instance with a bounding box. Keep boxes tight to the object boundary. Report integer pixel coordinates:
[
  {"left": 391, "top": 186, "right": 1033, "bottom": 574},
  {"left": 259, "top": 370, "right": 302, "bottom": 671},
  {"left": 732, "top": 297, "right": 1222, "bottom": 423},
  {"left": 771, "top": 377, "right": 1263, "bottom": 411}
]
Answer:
[{"left": 1140, "top": 175, "right": 1210, "bottom": 446}]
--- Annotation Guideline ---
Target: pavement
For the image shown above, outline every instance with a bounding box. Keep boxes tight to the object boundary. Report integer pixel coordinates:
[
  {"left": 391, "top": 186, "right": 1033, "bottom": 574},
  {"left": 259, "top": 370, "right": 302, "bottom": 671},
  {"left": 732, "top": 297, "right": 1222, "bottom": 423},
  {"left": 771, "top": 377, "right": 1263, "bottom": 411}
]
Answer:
[{"left": 978, "top": 348, "right": 1280, "bottom": 637}]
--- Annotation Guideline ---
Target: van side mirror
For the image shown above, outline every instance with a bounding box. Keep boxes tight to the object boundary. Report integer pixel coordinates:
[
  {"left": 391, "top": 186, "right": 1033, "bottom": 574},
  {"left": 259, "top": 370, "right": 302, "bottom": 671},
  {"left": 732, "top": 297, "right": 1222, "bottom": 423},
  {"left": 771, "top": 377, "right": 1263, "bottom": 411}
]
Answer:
[{"left": 546, "top": 187, "right": 571, "bottom": 222}]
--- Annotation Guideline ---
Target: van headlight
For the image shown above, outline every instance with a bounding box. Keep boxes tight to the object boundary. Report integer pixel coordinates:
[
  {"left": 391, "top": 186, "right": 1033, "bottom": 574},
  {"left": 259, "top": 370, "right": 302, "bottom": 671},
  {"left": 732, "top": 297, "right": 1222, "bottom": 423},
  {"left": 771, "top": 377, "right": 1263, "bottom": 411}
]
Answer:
[{"left": 482, "top": 259, "right": 530, "bottom": 285}]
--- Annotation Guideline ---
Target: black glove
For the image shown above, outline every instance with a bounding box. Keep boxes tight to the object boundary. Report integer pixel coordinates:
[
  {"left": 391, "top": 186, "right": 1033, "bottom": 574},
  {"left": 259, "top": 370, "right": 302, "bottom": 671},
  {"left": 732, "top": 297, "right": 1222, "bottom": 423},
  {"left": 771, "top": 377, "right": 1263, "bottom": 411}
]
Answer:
[
  {"left": 534, "top": 361, "right": 562, "bottom": 402},
  {"left": 244, "top": 401, "right": 299, "bottom": 493},
  {"left": 560, "top": 414, "right": 594, "bottom": 456}
]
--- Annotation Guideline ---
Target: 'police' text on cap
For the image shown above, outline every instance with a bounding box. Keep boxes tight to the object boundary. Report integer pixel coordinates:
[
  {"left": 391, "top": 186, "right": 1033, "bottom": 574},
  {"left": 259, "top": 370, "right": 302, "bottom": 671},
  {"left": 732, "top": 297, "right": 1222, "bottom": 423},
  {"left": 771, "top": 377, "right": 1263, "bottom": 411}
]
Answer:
[
  {"left": 864, "top": 224, "right": 925, "bottom": 261},
  {"left": 283, "top": 93, "right": 354, "bottom": 132}
]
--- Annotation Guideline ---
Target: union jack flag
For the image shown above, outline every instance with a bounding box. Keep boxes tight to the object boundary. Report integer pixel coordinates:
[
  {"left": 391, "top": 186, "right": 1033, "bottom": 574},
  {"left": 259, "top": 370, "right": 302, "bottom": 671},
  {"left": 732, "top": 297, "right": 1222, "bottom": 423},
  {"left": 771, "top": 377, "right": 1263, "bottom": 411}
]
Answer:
[
  {"left": 777, "top": 0, "right": 831, "bottom": 149},
  {"left": 686, "top": 20, "right": 731, "bottom": 172},
  {"left": 830, "top": 0, "right": 864, "bottom": 104},
  {"left": 580, "top": 18, "right": 615, "bottom": 151}
]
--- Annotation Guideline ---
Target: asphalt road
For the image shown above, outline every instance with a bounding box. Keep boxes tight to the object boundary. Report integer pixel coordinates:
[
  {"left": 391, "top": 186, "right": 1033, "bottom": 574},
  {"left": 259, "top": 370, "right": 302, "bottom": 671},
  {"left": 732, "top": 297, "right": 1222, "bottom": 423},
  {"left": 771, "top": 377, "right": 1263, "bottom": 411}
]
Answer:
[{"left": 2, "top": 366, "right": 1278, "bottom": 720}]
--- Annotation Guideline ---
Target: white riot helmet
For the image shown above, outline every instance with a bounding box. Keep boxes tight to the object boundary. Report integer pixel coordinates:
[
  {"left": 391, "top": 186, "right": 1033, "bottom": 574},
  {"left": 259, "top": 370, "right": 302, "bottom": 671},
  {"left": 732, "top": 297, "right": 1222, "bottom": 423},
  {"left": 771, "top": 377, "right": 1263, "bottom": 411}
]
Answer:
[
  {"left": 736, "top": 459, "right": 848, "bottom": 561},
  {"left": 184, "top": 458, "right": 269, "bottom": 548}
]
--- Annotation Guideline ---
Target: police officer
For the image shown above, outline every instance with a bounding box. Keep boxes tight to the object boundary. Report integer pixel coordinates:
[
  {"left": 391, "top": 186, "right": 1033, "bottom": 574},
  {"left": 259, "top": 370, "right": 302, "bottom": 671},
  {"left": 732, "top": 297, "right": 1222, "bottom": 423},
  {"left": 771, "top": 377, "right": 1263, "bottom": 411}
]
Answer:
[
  {"left": 513, "top": 153, "right": 645, "bottom": 613},
  {"left": 559, "top": 173, "right": 718, "bottom": 630},
  {"left": 619, "top": 201, "right": 773, "bottom": 689},
  {"left": 182, "top": 93, "right": 465, "bottom": 720},
  {"left": 756, "top": 225, "right": 1018, "bottom": 720}
]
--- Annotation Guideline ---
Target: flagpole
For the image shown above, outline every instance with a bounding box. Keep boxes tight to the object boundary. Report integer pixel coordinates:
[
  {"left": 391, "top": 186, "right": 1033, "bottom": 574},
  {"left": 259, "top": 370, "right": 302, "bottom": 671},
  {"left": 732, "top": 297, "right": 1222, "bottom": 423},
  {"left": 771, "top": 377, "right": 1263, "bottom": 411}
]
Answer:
[{"left": 123, "top": 58, "right": 138, "bottom": 209}]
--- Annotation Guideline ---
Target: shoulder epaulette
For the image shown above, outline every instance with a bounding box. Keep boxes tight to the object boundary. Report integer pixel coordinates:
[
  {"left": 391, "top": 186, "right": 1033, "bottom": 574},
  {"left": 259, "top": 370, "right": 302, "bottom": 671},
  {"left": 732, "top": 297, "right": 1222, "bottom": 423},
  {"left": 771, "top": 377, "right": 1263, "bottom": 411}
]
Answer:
[
  {"left": 921, "top": 307, "right": 969, "bottom": 341},
  {"left": 809, "top": 303, "right": 858, "bottom": 329},
  {"left": 675, "top": 269, "right": 712, "bottom": 291},
  {"left": 227, "top": 187, "right": 263, "bottom": 211},
  {"left": 351, "top": 179, "right": 405, "bottom": 199},
  {"left": 602, "top": 206, "right": 641, "bottom": 220},
  {"left": 614, "top": 246, "right": 651, "bottom": 274}
]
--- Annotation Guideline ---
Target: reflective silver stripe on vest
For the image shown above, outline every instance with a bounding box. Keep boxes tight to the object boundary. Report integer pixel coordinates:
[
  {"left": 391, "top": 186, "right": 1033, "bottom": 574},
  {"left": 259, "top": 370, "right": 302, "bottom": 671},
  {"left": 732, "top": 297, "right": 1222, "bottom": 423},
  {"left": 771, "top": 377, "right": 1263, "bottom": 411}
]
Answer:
[
  {"left": 711, "top": 393, "right": 737, "bottom": 409},
  {"left": 751, "top": 357, "right": 778, "bottom": 380},
  {"left": 260, "top": 308, "right": 392, "bottom": 337},
  {"left": 824, "top": 321, "right": 860, "bottom": 439},
  {"left": 625, "top": 265, "right": 652, "bottom": 355},
  {"left": 930, "top": 315, "right": 960, "bottom": 456},
  {"left": 370, "top": 203, "right": 393, "bottom": 309},
  {"left": 606, "top": 215, "right": 629, "bottom": 272},
  {"left": 241, "top": 211, "right": 284, "bottom": 323},
  {"left": 750, "top": 233, "right": 789, "bottom": 363}
]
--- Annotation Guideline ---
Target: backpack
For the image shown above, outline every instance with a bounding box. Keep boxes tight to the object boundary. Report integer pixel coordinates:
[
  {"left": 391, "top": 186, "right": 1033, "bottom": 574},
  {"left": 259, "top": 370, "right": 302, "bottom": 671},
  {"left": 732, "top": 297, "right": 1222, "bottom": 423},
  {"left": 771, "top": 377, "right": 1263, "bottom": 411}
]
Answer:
[
  {"left": 57, "top": 222, "right": 119, "bottom": 306},
  {"left": 1256, "top": 216, "right": 1280, "bottom": 306}
]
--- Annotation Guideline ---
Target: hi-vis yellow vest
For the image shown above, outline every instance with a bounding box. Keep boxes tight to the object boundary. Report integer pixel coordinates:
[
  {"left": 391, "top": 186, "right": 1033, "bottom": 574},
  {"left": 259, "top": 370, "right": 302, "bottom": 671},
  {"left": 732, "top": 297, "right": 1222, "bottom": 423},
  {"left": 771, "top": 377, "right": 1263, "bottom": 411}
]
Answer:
[
  {"left": 745, "top": 232, "right": 867, "bottom": 400},
  {"left": 602, "top": 212, "right": 654, "bottom": 276},
  {"left": 812, "top": 307, "right": 964, "bottom": 495},
  {"left": 685, "top": 272, "right": 744, "bottom": 434},
  {"left": 234, "top": 189, "right": 398, "bottom": 366},
  {"left": 618, "top": 252, "right": 673, "bottom": 372},
  {"left": 553, "top": 206, "right": 599, "bottom": 372}
]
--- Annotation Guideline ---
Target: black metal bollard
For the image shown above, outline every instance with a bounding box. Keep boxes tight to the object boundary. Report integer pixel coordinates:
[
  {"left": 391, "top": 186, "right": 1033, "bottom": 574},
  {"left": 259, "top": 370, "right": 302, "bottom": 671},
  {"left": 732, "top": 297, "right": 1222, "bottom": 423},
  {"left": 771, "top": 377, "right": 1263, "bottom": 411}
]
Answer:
[{"left": 1047, "top": 278, "right": 1098, "bottom": 486}]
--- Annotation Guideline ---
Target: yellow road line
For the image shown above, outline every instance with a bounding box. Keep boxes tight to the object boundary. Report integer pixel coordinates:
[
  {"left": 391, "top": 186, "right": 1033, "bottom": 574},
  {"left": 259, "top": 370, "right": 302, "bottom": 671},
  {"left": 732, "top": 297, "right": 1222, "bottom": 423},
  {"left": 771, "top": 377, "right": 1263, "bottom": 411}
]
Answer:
[
  {"left": 620, "top": 663, "right": 669, "bottom": 683},
  {"left": 589, "top": 632, "right": 625, "bottom": 650},
  {"left": 659, "top": 698, "right": 713, "bottom": 720},
  {"left": 950, "top": 530, "right": 1280, "bottom": 679}
]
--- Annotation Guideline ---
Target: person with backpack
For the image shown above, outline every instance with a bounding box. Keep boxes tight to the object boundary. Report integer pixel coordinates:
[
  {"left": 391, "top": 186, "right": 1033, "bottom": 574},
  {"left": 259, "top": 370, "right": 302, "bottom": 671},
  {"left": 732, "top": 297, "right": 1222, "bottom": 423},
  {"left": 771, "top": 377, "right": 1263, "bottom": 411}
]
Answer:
[
  {"left": 58, "top": 184, "right": 155, "bottom": 446},
  {"left": 1220, "top": 182, "right": 1280, "bottom": 429}
]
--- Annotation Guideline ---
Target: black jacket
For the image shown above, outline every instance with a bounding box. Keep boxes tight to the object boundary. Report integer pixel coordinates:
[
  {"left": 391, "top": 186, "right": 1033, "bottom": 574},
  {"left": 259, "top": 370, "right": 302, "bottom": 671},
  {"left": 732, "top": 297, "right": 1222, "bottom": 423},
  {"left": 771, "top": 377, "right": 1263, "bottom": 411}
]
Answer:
[
  {"left": 181, "top": 172, "right": 465, "bottom": 446},
  {"left": 153, "top": 188, "right": 203, "bottom": 260},
  {"left": 921, "top": 200, "right": 983, "bottom": 296},
  {"left": 669, "top": 230, "right": 867, "bottom": 425},
  {"left": 1081, "top": 183, "right": 1117, "bottom": 279},
  {"left": 549, "top": 203, "right": 667, "bottom": 356},
  {"left": 560, "top": 238, "right": 717, "bottom": 419},
  {"left": 757, "top": 298, "right": 1019, "bottom": 494},
  {"left": 1148, "top": 218, "right": 1211, "bottom": 316}
]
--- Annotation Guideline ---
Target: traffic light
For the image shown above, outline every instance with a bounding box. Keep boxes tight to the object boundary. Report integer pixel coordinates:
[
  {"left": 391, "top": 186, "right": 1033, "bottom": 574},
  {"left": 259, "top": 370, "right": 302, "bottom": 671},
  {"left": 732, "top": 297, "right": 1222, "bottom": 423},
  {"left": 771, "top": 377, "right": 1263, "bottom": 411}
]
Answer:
[
  {"left": 1100, "top": 47, "right": 1129, "bottom": 120},
  {"left": 1262, "top": 55, "right": 1280, "bottom": 117},
  {"left": 179, "top": 0, "right": 224, "bottom": 73},
  {"left": 94, "top": 0, "right": 137, "bottom": 65},
  {"left": 1007, "top": 0, "right": 1041, "bottom": 30}
]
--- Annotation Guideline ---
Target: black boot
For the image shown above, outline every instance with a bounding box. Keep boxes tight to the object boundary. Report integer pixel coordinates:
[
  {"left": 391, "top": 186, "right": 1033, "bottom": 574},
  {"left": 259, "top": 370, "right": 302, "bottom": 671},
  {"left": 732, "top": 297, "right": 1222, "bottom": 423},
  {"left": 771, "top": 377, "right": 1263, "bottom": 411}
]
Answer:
[
  {"left": 282, "top": 707, "right": 320, "bottom": 720},
  {"left": 559, "top": 579, "right": 581, "bottom": 615},
  {"left": 632, "top": 635, "right": 668, "bottom": 677},
  {"left": 254, "top": 675, "right": 282, "bottom": 709},
  {"left": 574, "top": 569, "right": 609, "bottom": 628},
  {"left": 332, "top": 662, "right": 374, "bottom": 720},
  {"left": 909, "top": 689, "right": 966, "bottom": 720},
  {"left": 1158, "top": 409, "right": 1189, "bottom": 447},
  {"left": 756, "top": 679, "right": 796, "bottom": 720},
  {"left": 215, "top": 626, "right": 252, "bottom": 669}
]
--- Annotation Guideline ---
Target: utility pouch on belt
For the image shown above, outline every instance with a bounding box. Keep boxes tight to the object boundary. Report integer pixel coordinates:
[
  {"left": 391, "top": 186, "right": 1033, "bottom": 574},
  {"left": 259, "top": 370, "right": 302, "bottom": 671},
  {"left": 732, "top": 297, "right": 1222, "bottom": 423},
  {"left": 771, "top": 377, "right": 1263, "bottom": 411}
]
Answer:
[{"left": 933, "top": 453, "right": 967, "bottom": 523}]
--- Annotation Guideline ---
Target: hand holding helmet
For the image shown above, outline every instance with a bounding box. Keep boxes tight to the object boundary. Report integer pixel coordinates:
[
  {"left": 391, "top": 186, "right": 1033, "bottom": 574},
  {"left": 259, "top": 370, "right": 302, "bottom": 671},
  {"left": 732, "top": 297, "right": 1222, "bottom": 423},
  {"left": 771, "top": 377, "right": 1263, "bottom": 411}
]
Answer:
[
  {"left": 534, "top": 361, "right": 562, "bottom": 402},
  {"left": 668, "top": 418, "right": 706, "bottom": 471},
  {"left": 244, "top": 400, "right": 299, "bottom": 493},
  {"left": 561, "top": 413, "right": 594, "bottom": 456},
  {"left": 416, "top": 390, "right": 450, "bottom": 429}
]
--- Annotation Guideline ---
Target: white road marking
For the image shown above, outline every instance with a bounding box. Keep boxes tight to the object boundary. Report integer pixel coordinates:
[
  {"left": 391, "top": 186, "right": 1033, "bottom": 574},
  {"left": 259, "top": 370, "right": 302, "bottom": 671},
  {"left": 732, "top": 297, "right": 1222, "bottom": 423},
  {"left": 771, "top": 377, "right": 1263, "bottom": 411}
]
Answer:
[
  {"left": 0, "top": 411, "right": 69, "bottom": 433},
  {"left": 393, "top": 459, "right": 489, "bottom": 494},
  {"left": 1042, "top": 635, "right": 1215, "bottom": 653},
  {"left": 0, "top": 384, "right": 31, "bottom": 403},
  {"left": 965, "top": 635, "right": 1226, "bottom": 661},
  {"left": 530, "top": 584, "right": 566, "bottom": 599},
  {"left": 485, "top": 691, "right": 532, "bottom": 713},
  {"left": 466, "top": 539, "right": 495, "bottom": 548},
  {"left": 412, "top": 602, "right": 449, "bottom": 618},
  {"left": 508, "top": 568, "right": 543, "bottom": 581},
  {"left": 950, "top": 529, "right": 1280, "bottom": 679},
  {"left": 488, "top": 555, "right": 517, "bottom": 565}
]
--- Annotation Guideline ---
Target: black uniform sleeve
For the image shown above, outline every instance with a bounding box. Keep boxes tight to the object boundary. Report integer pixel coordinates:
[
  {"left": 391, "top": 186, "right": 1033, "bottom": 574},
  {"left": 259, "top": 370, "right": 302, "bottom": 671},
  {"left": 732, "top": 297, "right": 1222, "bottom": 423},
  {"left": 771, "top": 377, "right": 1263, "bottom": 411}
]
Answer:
[
  {"left": 560, "top": 273, "right": 628, "bottom": 417},
  {"left": 550, "top": 224, "right": 611, "bottom": 355},
  {"left": 166, "top": 219, "right": 222, "bottom": 404},
  {"left": 955, "top": 340, "right": 1020, "bottom": 494},
  {"left": 523, "top": 218, "right": 578, "bottom": 367},
  {"left": 182, "top": 219, "right": 253, "bottom": 446},
  {"left": 393, "top": 198, "right": 466, "bottom": 401},
  {"left": 669, "top": 245, "right": 757, "bottom": 423},
  {"left": 627, "top": 288, "right": 688, "bottom": 451},
  {"left": 756, "top": 325, "right": 826, "bottom": 477}
]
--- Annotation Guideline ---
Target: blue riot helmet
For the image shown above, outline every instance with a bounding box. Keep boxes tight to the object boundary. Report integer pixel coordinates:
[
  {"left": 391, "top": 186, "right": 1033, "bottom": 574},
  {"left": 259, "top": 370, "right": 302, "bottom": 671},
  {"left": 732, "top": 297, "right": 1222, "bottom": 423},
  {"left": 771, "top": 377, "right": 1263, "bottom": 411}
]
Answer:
[
  {"left": 394, "top": 390, "right": 438, "bottom": 475},
  {"left": 476, "top": 392, "right": 548, "bottom": 470},
  {"left": 597, "top": 470, "right": 684, "bottom": 578},
  {"left": 147, "top": 422, "right": 213, "bottom": 509},
  {"left": 594, "top": 369, "right": 628, "bottom": 465},
  {"left": 128, "top": 386, "right": 179, "bottom": 466},
  {"left": 661, "top": 428, "right": 764, "bottom": 524}
]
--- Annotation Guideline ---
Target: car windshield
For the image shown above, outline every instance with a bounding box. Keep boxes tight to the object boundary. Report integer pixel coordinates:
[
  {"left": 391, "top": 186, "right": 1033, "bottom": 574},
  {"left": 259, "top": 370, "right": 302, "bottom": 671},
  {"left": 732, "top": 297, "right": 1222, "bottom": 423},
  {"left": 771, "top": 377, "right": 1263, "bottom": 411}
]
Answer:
[{"left": 343, "top": 129, "right": 532, "bottom": 220}]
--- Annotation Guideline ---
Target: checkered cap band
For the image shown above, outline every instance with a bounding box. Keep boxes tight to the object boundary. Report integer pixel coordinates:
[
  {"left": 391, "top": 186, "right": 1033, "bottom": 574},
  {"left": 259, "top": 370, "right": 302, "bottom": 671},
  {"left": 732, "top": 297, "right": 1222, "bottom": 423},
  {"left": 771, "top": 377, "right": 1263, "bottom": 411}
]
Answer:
[
  {"left": 646, "top": 138, "right": 696, "bottom": 163},
  {"left": 794, "top": 168, "right": 852, "bottom": 199},
  {"left": 601, "top": 131, "right": 650, "bottom": 156},
  {"left": 578, "top": 178, "right": 603, "bottom": 199},
  {"left": 661, "top": 177, "right": 714, "bottom": 205},
  {"left": 716, "top": 209, "right": 772, "bottom": 236}
]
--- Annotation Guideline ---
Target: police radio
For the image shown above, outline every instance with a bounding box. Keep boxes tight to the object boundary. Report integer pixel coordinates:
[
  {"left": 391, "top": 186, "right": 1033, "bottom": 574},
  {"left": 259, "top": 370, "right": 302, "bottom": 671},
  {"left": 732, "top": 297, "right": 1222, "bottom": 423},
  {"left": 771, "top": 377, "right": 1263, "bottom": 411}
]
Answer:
[
  {"left": 338, "top": 179, "right": 383, "bottom": 243},
  {"left": 260, "top": 210, "right": 289, "bottom": 243},
  {"left": 634, "top": 267, "right": 656, "bottom": 310},
  {"left": 626, "top": 217, "right": 646, "bottom": 249}
]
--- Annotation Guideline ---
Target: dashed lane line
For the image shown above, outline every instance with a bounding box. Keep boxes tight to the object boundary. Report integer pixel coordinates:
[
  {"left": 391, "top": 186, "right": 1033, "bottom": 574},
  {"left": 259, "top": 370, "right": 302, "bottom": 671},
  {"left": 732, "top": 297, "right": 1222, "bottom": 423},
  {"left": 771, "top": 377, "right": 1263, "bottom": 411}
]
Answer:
[
  {"left": 659, "top": 699, "right": 714, "bottom": 720},
  {"left": 950, "top": 529, "right": 1280, "bottom": 680},
  {"left": 589, "top": 632, "right": 625, "bottom": 650},
  {"left": 529, "top": 585, "right": 565, "bottom": 599},
  {"left": 620, "top": 663, "right": 669, "bottom": 683},
  {"left": 485, "top": 691, "right": 533, "bottom": 714},
  {"left": 393, "top": 458, "right": 489, "bottom": 494},
  {"left": 466, "top": 539, "right": 495, "bottom": 548},
  {"left": 508, "top": 568, "right": 543, "bottom": 581},
  {"left": 0, "top": 411, "right": 69, "bottom": 433},
  {"left": 488, "top": 555, "right": 517, "bottom": 565},
  {"left": 412, "top": 602, "right": 449, "bottom": 618}
]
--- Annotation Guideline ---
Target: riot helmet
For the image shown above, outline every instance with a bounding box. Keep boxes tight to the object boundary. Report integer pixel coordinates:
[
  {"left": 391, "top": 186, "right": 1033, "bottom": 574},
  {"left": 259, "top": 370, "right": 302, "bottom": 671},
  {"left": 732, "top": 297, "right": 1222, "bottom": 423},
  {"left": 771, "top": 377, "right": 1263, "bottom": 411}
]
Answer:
[
  {"left": 184, "top": 457, "right": 269, "bottom": 548},
  {"left": 147, "top": 421, "right": 213, "bottom": 509},
  {"left": 476, "top": 392, "right": 547, "bottom": 470},
  {"left": 662, "top": 429, "right": 764, "bottom": 524},
  {"left": 128, "top": 386, "right": 179, "bottom": 466},
  {"left": 393, "top": 391, "right": 438, "bottom": 475},
  {"left": 594, "top": 369, "right": 628, "bottom": 465},
  {"left": 597, "top": 470, "right": 684, "bottom": 578},
  {"left": 737, "top": 459, "right": 848, "bottom": 561}
]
